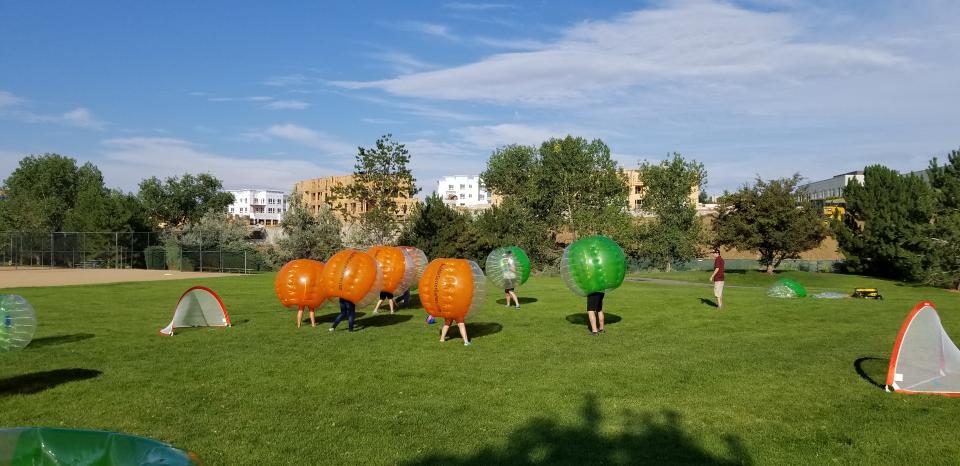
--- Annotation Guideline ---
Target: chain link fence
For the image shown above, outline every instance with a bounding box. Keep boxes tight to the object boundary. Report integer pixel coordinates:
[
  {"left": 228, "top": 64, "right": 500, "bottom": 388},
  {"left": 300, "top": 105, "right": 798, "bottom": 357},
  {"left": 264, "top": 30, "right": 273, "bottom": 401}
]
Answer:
[
  {"left": 0, "top": 231, "right": 269, "bottom": 273},
  {"left": 627, "top": 257, "right": 845, "bottom": 273}
]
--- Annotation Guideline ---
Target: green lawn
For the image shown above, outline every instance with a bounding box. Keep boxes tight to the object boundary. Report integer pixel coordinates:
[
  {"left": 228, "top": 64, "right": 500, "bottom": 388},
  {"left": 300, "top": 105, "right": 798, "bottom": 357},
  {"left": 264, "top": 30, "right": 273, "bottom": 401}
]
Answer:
[{"left": 2, "top": 271, "right": 959, "bottom": 465}]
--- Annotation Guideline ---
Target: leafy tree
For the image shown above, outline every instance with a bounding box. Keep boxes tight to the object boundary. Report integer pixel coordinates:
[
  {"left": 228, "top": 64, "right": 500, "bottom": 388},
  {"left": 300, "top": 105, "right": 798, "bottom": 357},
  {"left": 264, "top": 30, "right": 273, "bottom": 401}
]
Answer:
[
  {"left": 481, "top": 136, "right": 629, "bottom": 243},
  {"left": 178, "top": 211, "right": 251, "bottom": 251},
  {"left": 924, "top": 151, "right": 960, "bottom": 289},
  {"left": 397, "top": 194, "right": 483, "bottom": 262},
  {"left": 834, "top": 165, "right": 934, "bottom": 281},
  {"left": 1, "top": 154, "right": 93, "bottom": 230},
  {"left": 637, "top": 153, "right": 706, "bottom": 271},
  {"left": 138, "top": 173, "right": 234, "bottom": 229},
  {"left": 273, "top": 193, "right": 343, "bottom": 262},
  {"left": 332, "top": 134, "right": 419, "bottom": 247},
  {"left": 698, "top": 191, "right": 710, "bottom": 204},
  {"left": 473, "top": 196, "right": 556, "bottom": 267},
  {"left": 714, "top": 175, "right": 826, "bottom": 273}
]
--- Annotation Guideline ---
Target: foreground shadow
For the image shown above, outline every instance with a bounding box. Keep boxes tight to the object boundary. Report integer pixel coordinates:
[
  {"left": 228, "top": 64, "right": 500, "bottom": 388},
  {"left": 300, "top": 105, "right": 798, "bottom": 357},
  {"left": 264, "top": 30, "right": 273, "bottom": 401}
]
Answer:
[
  {"left": 496, "top": 297, "right": 539, "bottom": 305},
  {"left": 307, "top": 311, "right": 367, "bottom": 325},
  {"left": 360, "top": 314, "right": 413, "bottom": 328},
  {"left": 403, "top": 395, "right": 752, "bottom": 465},
  {"left": 442, "top": 322, "right": 504, "bottom": 340},
  {"left": 0, "top": 369, "right": 102, "bottom": 397},
  {"left": 27, "top": 333, "right": 95, "bottom": 349},
  {"left": 854, "top": 357, "right": 889, "bottom": 390},
  {"left": 699, "top": 298, "right": 718, "bottom": 308},
  {"left": 565, "top": 313, "right": 622, "bottom": 327}
]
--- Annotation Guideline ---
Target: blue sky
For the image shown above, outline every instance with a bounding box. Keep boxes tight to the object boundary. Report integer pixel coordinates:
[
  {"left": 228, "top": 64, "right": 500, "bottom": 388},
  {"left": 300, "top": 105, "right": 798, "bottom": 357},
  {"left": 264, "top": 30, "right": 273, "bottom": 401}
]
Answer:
[{"left": 1, "top": 0, "right": 958, "bottom": 197}]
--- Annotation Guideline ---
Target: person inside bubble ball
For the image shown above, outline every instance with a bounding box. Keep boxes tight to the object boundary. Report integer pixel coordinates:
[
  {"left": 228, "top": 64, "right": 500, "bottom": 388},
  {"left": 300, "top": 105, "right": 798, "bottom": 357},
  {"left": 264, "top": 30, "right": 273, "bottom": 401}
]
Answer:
[
  {"left": 373, "top": 290, "right": 396, "bottom": 314},
  {"left": 502, "top": 250, "right": 520, "bottom": 309},
  {"left": 440, "top": 318, "right": 470, "bottom": 346},
  {"left": 586, "top": 292, "right": 605, "bottom": 336}
]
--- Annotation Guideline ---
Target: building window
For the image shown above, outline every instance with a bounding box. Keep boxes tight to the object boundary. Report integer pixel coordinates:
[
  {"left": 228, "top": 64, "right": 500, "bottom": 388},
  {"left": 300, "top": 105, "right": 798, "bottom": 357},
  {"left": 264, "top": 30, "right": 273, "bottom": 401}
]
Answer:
[
  {"left": 448, "top": 184, "right": 454, "bottom": 189},
  {"left": 468, "top": 194, "right": 473, "bottom": 198},
  {"left": 479, "top": 194, "right": 485, "bottom": 200},
  {"left": 635, "top": 186, "right": 643, "bottom": 194},
  {"left": 460, "top": 184, "right": 465, "bottom": 189},
  {"left": 460, "top": 194, "right": 465, "bottom": 199}
]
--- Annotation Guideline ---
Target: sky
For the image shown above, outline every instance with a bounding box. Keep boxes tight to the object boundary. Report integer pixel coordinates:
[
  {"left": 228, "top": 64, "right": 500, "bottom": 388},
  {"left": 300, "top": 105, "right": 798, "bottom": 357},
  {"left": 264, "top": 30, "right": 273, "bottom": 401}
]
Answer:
[{"left": 1, "top": 0, "right": 958, "bottom": 197}]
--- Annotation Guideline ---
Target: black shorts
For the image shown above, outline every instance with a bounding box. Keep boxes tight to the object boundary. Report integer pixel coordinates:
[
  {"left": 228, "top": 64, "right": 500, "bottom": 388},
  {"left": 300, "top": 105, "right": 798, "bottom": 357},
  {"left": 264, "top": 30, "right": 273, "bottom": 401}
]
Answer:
[
  {"left": 380, "top": 291, "right": 394, "bottom": 300},
  {"left": 505, "top": 288, "right": 514, "bottom": 293},
  {"left": 587, "top": 292, "right": 604, "bottom": 312}
]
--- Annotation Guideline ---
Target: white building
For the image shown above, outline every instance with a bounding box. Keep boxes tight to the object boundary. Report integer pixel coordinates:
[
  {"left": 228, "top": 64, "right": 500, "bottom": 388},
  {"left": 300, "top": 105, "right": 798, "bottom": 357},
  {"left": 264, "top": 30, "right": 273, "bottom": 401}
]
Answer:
[
  {"left": 226, "top": 189, "right": 288, "bottom": 226},
  {"left": 437, "top": 175, "right": 492, "bottom": 208},
  {"left": 798, "top": 171, "right": 865, "bottom": 202}
]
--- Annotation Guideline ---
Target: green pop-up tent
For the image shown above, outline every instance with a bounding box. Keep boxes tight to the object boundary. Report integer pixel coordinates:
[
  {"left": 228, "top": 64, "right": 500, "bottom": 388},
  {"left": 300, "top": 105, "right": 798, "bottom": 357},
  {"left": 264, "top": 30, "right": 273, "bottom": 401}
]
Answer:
[{"left": 0, "top": 428, "right": 199, "bottom": 465}]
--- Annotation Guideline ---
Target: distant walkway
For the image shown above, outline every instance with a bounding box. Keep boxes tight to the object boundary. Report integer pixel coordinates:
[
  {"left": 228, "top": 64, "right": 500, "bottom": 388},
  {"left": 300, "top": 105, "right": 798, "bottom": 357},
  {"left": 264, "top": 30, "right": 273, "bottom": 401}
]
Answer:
[
  {"left": 0, "top": 268, "right": 240, "bottom": 289},
  {"left": 625, "top": 277, "right": 760, "bottom": 288}
]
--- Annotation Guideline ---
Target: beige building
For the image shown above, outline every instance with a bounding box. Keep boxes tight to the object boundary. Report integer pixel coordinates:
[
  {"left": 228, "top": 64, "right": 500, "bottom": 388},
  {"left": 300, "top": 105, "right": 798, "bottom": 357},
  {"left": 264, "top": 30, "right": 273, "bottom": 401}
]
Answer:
[
  {"left": 293, "top": 175, "right": 419, "bottom": 220},
  {"left": 624, "top": 169, "right": 700, "bottom": 214}
]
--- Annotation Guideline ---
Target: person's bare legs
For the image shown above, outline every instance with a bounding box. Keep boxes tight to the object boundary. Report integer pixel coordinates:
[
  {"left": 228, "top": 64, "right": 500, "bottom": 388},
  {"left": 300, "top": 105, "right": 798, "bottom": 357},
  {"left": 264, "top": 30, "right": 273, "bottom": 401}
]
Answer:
[
  {"left": 587, "top": 310, "right": 598, "bottom": 333},
  {"left": 504, "top": 293, "right": 512, "bottom": 307},
  {"left": 373, "top": 299, "right": 383, "bottom": 314},
  {"left": 598, "top": 311, "right": 605, "bottom": 333},
  {"left": 388, "top": 298, "right": 395, "bottom": 314},
  {"left": 509, "top": 291, "right": 519, "bottom": 308},
  {"left": 458, "top": 321, "right": 470, "bottom": 345},
  {"left": 296, "top": 306, "right": 304, "bottom": 328},
  {"left": 717, "top": 295, "right": 723, "bottom": 309},
  {"left": 440, "top": 320, "right": 451, "bottom": 342},
  {"left": 309, "top": 308, "right": 316, "bottom": 327}
]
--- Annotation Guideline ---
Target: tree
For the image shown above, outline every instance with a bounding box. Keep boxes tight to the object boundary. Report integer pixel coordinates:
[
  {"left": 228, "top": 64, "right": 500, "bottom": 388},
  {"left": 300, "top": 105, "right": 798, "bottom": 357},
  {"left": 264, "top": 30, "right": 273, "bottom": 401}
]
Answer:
[
  {"left": 698, "top": 191, "right": 710, "bottom": 204},
  {"left": 397, "top": 194, "right": 483, "bottom": 262},
  {"left": 927, "top": 149, "right": 960, "bottom": 289},
  {"left": 637, "top": 153, "right": 706, "bottom": 271},
  {"left": 714, "top": 175, "right": 826, "bottom": 273},
  {"left": 332, "top": 134, "right": 419, "bottom": 247},
  {"left": 481, "top": 136, "right": 630, "bottom": 244},
  {"left": 273, "top": 193, "right": 343, "bottom": 262},
  {"left": 834, "top": 165, "right": 934, "bottom": 281},
  {"left": 473, "top": 196, "right": 556, "bottom": 266},
  {"left": 137, "top": 173, "right": 234, "bottom": 229}
]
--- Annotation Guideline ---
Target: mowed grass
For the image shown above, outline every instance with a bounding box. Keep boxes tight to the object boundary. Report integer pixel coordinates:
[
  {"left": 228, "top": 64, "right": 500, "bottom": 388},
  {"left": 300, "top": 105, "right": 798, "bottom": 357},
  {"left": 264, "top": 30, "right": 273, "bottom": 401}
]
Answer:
[{"left": 2, "top": 271, "right": 960, "bottom": 465}]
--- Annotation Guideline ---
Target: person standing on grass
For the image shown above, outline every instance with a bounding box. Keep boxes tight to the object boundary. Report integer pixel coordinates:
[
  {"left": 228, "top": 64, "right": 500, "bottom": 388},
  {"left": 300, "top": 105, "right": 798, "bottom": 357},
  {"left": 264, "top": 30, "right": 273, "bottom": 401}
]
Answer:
[
  {"left": 330, "top": 298, "right": 357, "bottom": 332},
  {"left": 709, "top": 249, "right": 725, "bottom": 309},
  {"left": 373, "top": 291, "right": 396, "bottom": 314},
  {"left": 587, "top": 292, "right": 605, "bottom": 335},
  {"left": 439, "top": 318, "right": 470, "bottom": 346},
  {"left": 502, "top": 251, "right": 520, "bottom": 309}
]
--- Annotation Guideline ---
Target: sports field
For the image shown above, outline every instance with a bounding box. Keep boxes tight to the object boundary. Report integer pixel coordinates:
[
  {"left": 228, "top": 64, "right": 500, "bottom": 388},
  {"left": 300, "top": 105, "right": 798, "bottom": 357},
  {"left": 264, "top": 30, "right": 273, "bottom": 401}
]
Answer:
[{"left": 2, "top": 271, "right": 959, "bottom": 465}]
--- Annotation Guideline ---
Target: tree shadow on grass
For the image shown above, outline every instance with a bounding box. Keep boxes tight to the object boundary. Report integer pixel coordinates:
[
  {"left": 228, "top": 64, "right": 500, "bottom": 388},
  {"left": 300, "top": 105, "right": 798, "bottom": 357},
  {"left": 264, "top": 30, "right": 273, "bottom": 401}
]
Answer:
[
  {"left": 403, "top": 394, "right": 752, "bottom": 465},
  {"left": 26, "top": 333, "right": 95, "bottom": 349},
  {"left": 359, "top": 314, "right": 413, "bottom": 328},
  {"left": 306, "top": 311, "right": 366, "bottom": 325},
  {"left": 442, "top": 322, "right": 503, "bottom": 340},
  {"left": 565, "top": 313, "right": 622, "bottom": 327},
  {"left": 496, "top": 297, "right": 539, "bottom": 305},
  {"left": 854, "top": 357, "right": 889, "bottom": 390},
  {"left": 699, "top": 298, "right": 718, "bottom": 308},
  {"left": 0, "top": 369, "right": 102, "bottom": 397}
]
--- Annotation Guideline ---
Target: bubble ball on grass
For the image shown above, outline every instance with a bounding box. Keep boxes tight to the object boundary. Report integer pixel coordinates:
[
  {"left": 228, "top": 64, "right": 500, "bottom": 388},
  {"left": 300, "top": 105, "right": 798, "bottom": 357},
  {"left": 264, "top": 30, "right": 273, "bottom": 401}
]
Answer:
[
  {"left": 0, "top": 294, "right": 36, "bottom": 351},
  {"left": 485, "top": 246, "right": 531, "bottom": 290},
  {"left": 559, "top": 236, "right": 627, "bottom": 296}
]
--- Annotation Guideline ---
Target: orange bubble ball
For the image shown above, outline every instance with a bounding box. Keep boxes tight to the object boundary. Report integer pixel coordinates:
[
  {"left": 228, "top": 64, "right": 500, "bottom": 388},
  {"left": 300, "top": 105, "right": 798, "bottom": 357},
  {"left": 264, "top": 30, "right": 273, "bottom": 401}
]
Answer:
[
  {"left": 418, "top": 258, "right": 486, "bottom": 321},
  {"left": 318, "top": 249, "right": 383, "bottom": 306},
  {"left": 274, "top": 259, "right": 327, "bottom": 309},
  {"left": 368, "top": 245, "right": 413, "bottom": 295}
]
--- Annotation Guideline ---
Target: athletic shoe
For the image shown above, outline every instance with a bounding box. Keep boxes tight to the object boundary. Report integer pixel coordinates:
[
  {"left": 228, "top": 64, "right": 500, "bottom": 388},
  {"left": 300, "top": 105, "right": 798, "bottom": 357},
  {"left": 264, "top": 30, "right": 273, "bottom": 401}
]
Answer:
[
  {"left": 464, "top": 341, "right": 471, "bottom": 346},
  {"left": 328, "top": 328, "right": 335, "bottom": 332}
]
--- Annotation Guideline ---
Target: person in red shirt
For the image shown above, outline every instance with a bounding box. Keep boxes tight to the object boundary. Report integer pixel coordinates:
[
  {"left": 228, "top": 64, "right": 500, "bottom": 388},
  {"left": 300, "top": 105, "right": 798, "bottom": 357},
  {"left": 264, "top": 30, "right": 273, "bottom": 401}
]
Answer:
[{"left": 709, "top": 249, "right": 725, "bottom": 309}]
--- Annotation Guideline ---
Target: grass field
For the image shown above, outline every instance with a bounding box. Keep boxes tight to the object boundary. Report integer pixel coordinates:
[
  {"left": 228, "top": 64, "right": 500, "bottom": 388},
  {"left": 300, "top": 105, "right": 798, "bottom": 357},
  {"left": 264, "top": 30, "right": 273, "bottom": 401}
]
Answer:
[{"left": 2, "top": 271, "right": 960, "bottom": 465}]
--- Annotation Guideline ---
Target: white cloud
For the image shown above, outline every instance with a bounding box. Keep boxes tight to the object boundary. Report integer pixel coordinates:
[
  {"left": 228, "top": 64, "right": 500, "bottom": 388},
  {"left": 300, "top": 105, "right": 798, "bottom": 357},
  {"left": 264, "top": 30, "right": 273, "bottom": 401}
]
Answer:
[
  {"left": 257, "top": 123, "right": 356, "bottom": 154},
  {"left": 208, "top": 96, "right": 273, "bottom": 102},
  {"left": 263, "top": 74, "right": 310, "bottom": 87},
  {"left": 264, "top": 100, "right": 310, "bottom": 110},
  {"left": 370, "top": 51, "right": 437, "bottom": 74},
  {"left": 335, "top": 1, "right": 903, "bottom": 105},
  {"left": 99, "top": 137, "right": 339, "bottom": 191},
  {"left": 452, "top": 123, "right": 562, "bottom": 149},
  {"left": 443, "top": 2, "right": 515, "bottom": 11},
  {"left": 398, "top": 21, "right": 458, "bottom": 41},
  {"left": 59, "top": 107, "right": 105, "bottom": 129},
  {"left": 0, "top": 91, "right": 23, "bottom": 108},
  {"left": 361, "top": 117, "right": 404, "bottom": 125}
]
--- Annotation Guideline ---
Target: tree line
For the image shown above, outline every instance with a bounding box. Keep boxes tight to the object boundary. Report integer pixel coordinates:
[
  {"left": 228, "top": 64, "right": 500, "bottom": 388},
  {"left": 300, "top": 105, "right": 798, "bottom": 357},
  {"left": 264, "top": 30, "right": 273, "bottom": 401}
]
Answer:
[{"left": 2, "top": 139, "right": 958, "bottom": 289}]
